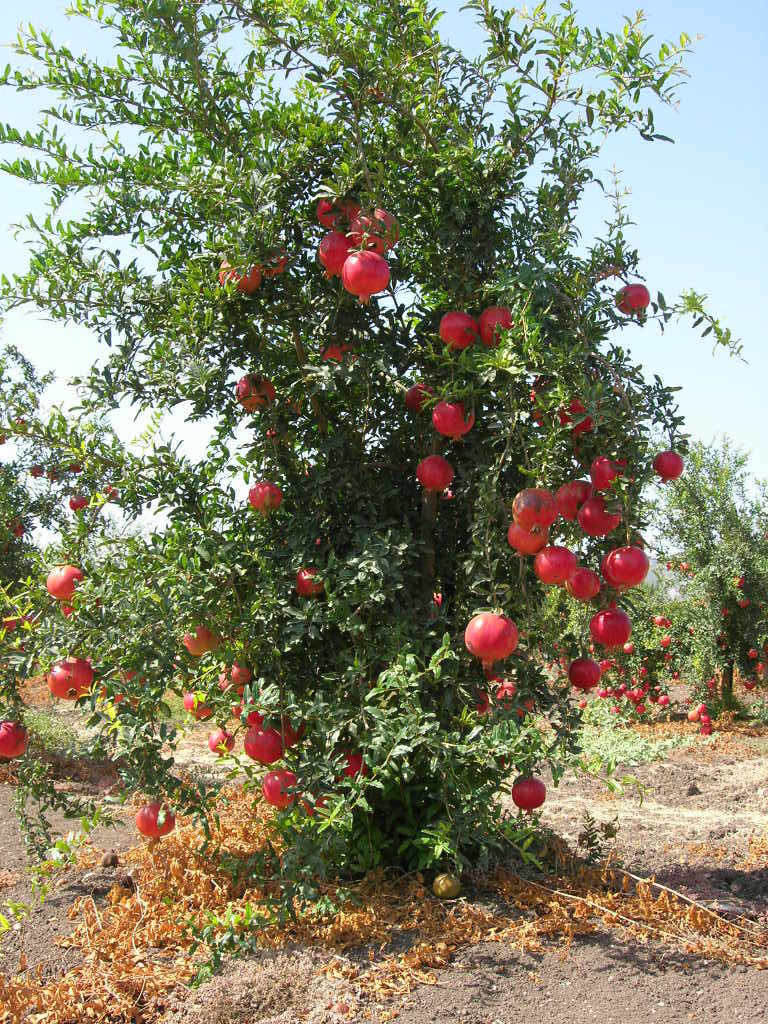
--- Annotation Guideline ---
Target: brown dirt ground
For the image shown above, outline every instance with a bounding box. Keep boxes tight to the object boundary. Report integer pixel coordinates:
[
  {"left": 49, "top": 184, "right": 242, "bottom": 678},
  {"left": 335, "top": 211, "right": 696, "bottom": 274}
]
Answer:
[{"left": 1, "top": 726, "right": 768, "bottom": 1024}]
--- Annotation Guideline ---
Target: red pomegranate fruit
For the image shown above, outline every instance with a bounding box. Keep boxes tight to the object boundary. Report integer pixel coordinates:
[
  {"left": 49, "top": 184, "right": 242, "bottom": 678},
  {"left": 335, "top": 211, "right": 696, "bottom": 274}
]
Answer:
[
  {"left": 248, "top": 481, "right": 283, "bottom": 515},
  {"left": 135, "top": 803, "right": 175, "bottom": 838},
  {"left": 0, "top": 721, "right": 28, "bottom": 759},
  {"left": 590, "top": 456, "right": 623, "bottom": 492},
  {"left": 48, "top": 658, "right": 94, "bottom": 700},
  {"left": 349, "top": 208, "right": 400, "bottom": 253},
  {"left": 577, "top": 496, "right": 622, "bottom": 537},
  {"left": 555, "top": 480, "right": 592, "bottom": 520},
  {"left": 46, "top": 564, "right": 84, "bottom": 601},
  {"left": 318, "top": 231, "right": 352, "bottom": 277},
  {"left": 244, "top": 727, "right": 283, "bottom": 764},
  {"left": 316, "top": 197, "right": 360, "bottom": 229},
  {"left": 438, "top": 311, "right": 478, "bottom": 351},
  {"left": 262, "top": 769, "right": 298, "bottom": 809},
  {"left": 341, "top": 751, "right": 368, "bottom": 778},
  {"left": 432, "top": 401, "right": 475, "bottom": 439},
  {"left": 589, "top": 607, "right": 632, "bottom": 649},
  {"left": 464, "top": 613, "right": 519, "bottom": 665},
  {"left": 653, "top": 450, "right": 684, "bottom": 482},
  {"left": 507, "top": 522, "right": 548, "bottom": 556},
  {"left": 566, "top": 567, "right": 601, "bottom": 602},
  {"left": 69, "top": 496, "right": 89, "bottom": 512},
  {"left": 218, "top": 261, "right": 262, "bottom": 294},
  {"left": 568, "top": 658, "right": 602, "bottom": 691},
  {"left": 296, "top": 567, "right": 324, "bottom": 597},
  {"left": 405, "top": 382, "right": 434, "bottom": 413},
  {"left": 511, "top": 776, "right": 546, "bottom": 811},
  {"left": 602, "top": 546, "right": 649, "bottom": 589},
  {"left": 182, "top": 625, "right": 221, "bottom": 657},
  {"left": 512, "top": 488, "right": 558, "bottom": 532},
  {"left": 236, "top": 374, "right": 275, "bottom": 411},
  {"left": 478, "top": 306, "right": 513, "bottom": 347},
  {"left": 208, "top": 728, "right": 235, "bottom": 756},
  {"left": 533, "top": 546, "right": 578, "bottom": 585},
  {"left": 341, "top": 250, "right": 390, "bottom": 303},
  {"left": 416, "top": 455, "right": 454, "bottom": 493},
  {"left": 183, "top": 692, "right": 213, "bottom": 720},
  {"left": 615, "top": 283, "right": 651, "bottom": 314}
]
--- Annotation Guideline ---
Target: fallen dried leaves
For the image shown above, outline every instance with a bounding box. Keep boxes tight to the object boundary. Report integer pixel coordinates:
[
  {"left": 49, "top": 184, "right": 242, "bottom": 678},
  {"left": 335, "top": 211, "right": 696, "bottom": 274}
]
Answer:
[{"left": 1, "top": 787, "right": 767, "bottom": 1024}]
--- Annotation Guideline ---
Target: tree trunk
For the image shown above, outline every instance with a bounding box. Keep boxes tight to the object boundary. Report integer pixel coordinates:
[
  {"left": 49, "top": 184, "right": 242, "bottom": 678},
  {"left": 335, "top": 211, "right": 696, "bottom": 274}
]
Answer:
[{"left": 721, "top": 660, "right": 735, "bottom": 706}]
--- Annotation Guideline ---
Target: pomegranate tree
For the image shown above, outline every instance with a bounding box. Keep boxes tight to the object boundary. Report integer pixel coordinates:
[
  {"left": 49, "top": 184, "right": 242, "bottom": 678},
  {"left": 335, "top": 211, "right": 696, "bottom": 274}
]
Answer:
[{"left": 0, "top": 1, "right": 734, "bottom": 878}]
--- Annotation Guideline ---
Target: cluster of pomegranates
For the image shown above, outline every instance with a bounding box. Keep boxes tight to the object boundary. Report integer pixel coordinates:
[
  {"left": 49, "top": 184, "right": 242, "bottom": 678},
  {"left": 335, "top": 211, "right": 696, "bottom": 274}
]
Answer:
[{"left": 316, "top": 198, "right": 397, "bottom": 303}]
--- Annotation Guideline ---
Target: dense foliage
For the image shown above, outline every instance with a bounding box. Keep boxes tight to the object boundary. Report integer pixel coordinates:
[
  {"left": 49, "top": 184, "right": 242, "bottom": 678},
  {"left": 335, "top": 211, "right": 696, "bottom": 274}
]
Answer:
[
  {"left": 0, "top": 0, "right": 734, "bottom": 872},
  {"left": 650, "top": 438, "right": 768, "bottom": 706}
]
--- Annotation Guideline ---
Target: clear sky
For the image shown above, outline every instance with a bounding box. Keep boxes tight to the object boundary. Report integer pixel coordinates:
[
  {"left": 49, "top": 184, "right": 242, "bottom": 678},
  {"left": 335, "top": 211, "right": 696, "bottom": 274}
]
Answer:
[{"left": 0, "top": 2, "right": 765, "bottom": 474}]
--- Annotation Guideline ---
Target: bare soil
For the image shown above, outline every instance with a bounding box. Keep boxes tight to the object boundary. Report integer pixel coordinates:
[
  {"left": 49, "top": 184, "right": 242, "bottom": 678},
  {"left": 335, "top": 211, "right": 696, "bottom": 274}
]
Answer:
[{"left": 1, "top": 728, "right": 767, "bottom": 1023}]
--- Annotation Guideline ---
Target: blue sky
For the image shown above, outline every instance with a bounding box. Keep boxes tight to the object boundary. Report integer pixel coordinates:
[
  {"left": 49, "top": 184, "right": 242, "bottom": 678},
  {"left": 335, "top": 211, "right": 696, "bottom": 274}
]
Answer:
[{"left": 0, "top": 1, "right": 765, "bottom": 475}]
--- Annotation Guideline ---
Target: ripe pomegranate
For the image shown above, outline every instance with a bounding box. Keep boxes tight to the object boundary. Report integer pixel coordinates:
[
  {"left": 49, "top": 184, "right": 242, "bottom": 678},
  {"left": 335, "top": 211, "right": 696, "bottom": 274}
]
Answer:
[
  {"left": 218, "top": 261, "right": 262, "bottom": 294},
  {"left": 653, "top": 450, "right": 684, "bottom": 482},
  {"left": 208, "top": 728, "right": 235, "bottom": 756},
  {"left": 748, "top": 648, "right": 759, "bottom": 659},
  {"left": 559, "top": 397, "right": 594, "bottom": 436},
  {"left": 46, "top": 564, "right": 84, "bottom": 601},
  {"left": 432, "top": 401, "right": 475, "bottom": 439},
  {"left": 660, "top": 635, "right": 671, "bottom": 649},
  {"left": 182, "top": 625, "right": 221, "bottom": 657},
  {"left": 296, "top": 567, "right": 324, "bottom": 597},
  {"left": 341, "top": 751, "right": 368, "bottom": 778},
  {"left": 341, "top": 250, "right": 390, "bottom": 303},
  {"left": 30, "top": 465, "right": 44, "bottom": 478},
  {"left": 405, "top": 382, "right": 434, "bottom": 413},
  {"left": 48, "top": 658, "right": 94, "bottom": 700},
  {"left": 248, "top": 481, "right": 283, "bottom": 515},
  {"left": 568, "top": 658, "right": 602, "bottom": 691},
  {"left": 478, "top": 306, "right": 513, "bottom": 347},
  {"left": 416, "top": 455, "right": 454, "bottom": 493},
  {"left": 438, "top": 311, "right": 478, "bottom": 351},
  {"left": 183, "top": 692, "right": 213, "bottom": 720},
  {"left": 602, "top": 546, "right": 649, "bottom": 589},
  {"left": 135, "top": 803, "right": 175, "bottom": 838},
  {"left": 0, "top": 721, "right": 28, "bottom": 759},
  {"left": 464, "top": 613, "right": 518, "bottom": 665},
  {"left": 349, "top": 208, "right": 399, "bottom": 253},
  {"left": 511, "top": 776, "right": 546, "bottom": 811},
  {"left": 318, "top": 231, "right": 352, "bottom": 277},
  {"left": 322, "top": 342, "right": 355, "bottom": 363},
  {"left": 566, "top": 567, "right": 601, "bottom": 601},
  {"left": 658, "top": 694, "right": 670, "bottom": 707},
  {"left": 590, "top": 456, "right": 623, "bottom": 492},
  {"left": 589, "top": 607, "right": 632, "bottom": 649},
  {"left": 236, "top": 374, "right": 275, "bottom": 411},
  {"left": 69, "top": 496, "right": 89, "bottom": 512},
  {"left": 615, "top": 283, "right": 650, "bottom": 314},
  {"left": 507, "top": 522, "right": 548, "bottom": 556},
  {"left": 577, "top": 496, "right": 621, "bottom": 537},
  {"left": 494, "top": 679, "right": 517, "bottom": 710},
  {"left": 230, "top": 663, "right": 252, "bottom": 686},
  {"left": 512, "top": 488, "right": 557, "bottom": 532},
  {"left": 316, "top": 197, "right": 360, "bottom": 229},
  {"left": 244, "top": 727, "right": 283, "bottom": 764},
  {"left": 623, "top": 642, "right": 635, "bottom": 654},
  {"left": 533, "top": 546, "right": 578, "bottom": 585},
  {"left": 555, "top": 480, "right": 592, "bottom": 520},
  {"left": 260, "top": 248, "right": 287, "bottom": 278},
  {"left": 653, "top": 614, "right": 665, "bottom": 626},
  {"left": 262, "top": 769, "right": 298, "bottom": 809}
]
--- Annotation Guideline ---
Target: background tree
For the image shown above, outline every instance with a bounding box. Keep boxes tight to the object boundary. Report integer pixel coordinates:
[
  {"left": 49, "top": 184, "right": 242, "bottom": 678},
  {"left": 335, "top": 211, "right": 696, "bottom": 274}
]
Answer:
[
  {"left": 0, "top": 0, "right": 734, "bottom": 874},
  {"left": 651, "top": 437, "right": 768, "bottom": 707}
]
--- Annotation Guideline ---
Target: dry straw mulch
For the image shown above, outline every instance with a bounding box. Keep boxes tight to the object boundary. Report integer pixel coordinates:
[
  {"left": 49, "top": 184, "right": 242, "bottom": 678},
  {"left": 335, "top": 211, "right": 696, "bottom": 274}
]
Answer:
[{"left": 2, "top": 784, "right": 767, "bottom": 1024}]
